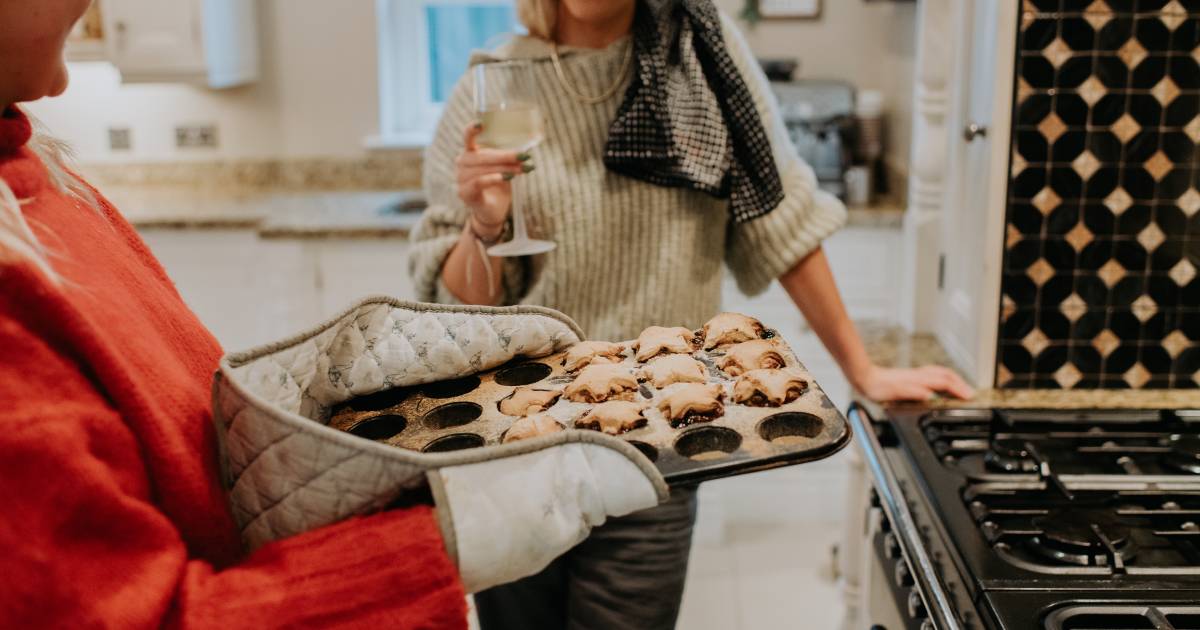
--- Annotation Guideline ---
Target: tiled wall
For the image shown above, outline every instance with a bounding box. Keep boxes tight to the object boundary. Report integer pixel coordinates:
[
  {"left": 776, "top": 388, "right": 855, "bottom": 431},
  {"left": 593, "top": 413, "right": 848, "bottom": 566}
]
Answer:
[{"left": 998, "top": 0, "right": 1200, "bottom": 389}]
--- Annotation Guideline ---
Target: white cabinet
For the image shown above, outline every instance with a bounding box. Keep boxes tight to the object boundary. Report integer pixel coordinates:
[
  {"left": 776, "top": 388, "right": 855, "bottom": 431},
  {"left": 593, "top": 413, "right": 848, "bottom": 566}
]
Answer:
[{"left": 102, "top": 0, "right": 259, "bottom": 88}]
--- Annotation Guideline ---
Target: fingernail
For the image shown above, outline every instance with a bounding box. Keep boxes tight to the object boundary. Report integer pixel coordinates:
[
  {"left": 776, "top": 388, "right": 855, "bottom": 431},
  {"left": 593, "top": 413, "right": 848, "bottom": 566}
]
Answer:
[
  {"left": 502, "top": 173, "right": 515, "bottom": 181},
  {"left": 521, "top": 164, "right": 535, "bottom": 173},
  {"left": 517, "top": 153, "right": 531, "bottom": 161},
  {"left": 474, "top": 122, "right": 483, "bottom": 130}
]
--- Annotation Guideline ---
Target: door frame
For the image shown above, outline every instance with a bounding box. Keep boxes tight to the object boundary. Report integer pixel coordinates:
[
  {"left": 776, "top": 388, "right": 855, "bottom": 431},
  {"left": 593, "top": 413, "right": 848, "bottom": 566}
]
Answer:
[{"left": 903, "top": 0, "right": 1018, "bottom": 387}]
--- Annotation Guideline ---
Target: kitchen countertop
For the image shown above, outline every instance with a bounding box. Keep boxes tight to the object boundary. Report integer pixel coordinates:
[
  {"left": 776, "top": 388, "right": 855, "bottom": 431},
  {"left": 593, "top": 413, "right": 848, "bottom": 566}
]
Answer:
[
  {"left": 109, "top": 186, "right": 904, "bottom": 238},
  {"left": 853, "top": 324, "right": 1200, "bottom": 411}
]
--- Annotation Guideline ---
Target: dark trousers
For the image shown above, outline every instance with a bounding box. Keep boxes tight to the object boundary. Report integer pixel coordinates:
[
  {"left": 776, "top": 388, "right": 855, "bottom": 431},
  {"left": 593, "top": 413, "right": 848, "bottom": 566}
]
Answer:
[{"left": 475, "top": 486, "right": 698, "bottom": 630}]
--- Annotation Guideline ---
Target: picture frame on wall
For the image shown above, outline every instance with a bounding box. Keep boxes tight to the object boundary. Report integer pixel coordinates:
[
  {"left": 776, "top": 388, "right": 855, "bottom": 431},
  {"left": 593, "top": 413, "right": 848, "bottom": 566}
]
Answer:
[{"left": 759, "top": 0, "right": 821, "bottom": 19}]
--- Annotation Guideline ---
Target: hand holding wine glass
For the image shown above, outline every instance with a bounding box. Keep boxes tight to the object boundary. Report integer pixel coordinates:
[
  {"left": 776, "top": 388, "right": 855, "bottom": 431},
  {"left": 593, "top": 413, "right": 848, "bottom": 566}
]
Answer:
[
  {"left": 470, "top": 60, "right": 555, "bottom": 257},
  {"left": 455, "top": 124, "right": 530, "bottom": 239}
]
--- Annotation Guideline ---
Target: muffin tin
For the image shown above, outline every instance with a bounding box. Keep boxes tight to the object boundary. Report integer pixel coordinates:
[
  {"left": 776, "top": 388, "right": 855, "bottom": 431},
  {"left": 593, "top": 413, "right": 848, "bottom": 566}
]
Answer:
[{"left": 327, "top": 329, "right": 851, "bottom": 485}]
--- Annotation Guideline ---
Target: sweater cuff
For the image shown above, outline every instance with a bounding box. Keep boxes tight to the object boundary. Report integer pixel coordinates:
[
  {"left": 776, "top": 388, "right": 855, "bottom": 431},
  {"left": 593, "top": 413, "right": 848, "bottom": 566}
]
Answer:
[
  {"left": 726, "top": 164, "right": 848, "bottom": 296},
  {"left": 210, "top": 506, "right": 466, "bottom": 627}
]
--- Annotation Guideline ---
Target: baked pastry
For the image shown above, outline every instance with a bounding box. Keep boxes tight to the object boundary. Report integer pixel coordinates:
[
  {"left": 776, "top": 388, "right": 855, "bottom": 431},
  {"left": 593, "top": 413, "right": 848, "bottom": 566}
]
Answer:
[
  {"left": 720, "top": 340, "right": 785, "bottom": 376},
  {"left": 574, "top": 401, "right": 648, "bottom": 435},
  {"left": 562, "top": 340, "right": 626, "bottom": 372},
  {"left": 633, "top": 326, "right": 698, "bottom": 362},
  {"left": 502, "top": 413, "right": 565, "bottom": 443},
  {"left": 657, "top": 383, "right": 725, "bottom": 428},
  {"left": 499, "top": 387, "right": 562, "bottom": 416},
  {"left": 702, "top": 312, "right": 765, "bottom": 349},
  {"left": 639, "top": 354, "right": 708, "bottom": 389},
  {"left": 732, "top": 369, "right": 808, "bottom": 406},
  {"left": 563, "top": 364, "right": 639, "bottom": 403}
]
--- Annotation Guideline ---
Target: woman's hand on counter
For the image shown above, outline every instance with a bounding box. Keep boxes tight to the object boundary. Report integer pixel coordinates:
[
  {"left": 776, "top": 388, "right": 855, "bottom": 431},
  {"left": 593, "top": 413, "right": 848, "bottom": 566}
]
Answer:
[
  {"left": 456, "top": 122, "right": 531, "bottom": 236},
  {"left": 851, "top": 364, "right": 974, "bottom": 402}
]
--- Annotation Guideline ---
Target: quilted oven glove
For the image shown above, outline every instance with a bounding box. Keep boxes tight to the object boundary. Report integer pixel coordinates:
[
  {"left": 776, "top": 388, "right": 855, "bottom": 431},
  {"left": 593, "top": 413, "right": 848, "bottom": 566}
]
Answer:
[
  {"left": 427, "top": 437, "right": 668, "bottom": 593},
  {"left": 213, "top": 297, "right": 668, "bottom": 594}
]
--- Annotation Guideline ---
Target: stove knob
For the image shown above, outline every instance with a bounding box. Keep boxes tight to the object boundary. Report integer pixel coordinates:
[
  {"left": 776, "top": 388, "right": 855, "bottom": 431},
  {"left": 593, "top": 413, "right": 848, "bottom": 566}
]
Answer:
[
  {"left": 907, "top": 590, "right": 926, "bottom": 619},
  {"left": 883, "top": 532, "right": 900, "bottom": 558},
  {"left": 893, "top": 560, "right": 913, "bottom": 587}
]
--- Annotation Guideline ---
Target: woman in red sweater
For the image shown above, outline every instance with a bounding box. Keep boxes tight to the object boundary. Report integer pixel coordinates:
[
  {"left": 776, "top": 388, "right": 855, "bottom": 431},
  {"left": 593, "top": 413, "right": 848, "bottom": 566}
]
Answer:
[{"left": 0, "top": 3, "right": 467, "bottom": 627}]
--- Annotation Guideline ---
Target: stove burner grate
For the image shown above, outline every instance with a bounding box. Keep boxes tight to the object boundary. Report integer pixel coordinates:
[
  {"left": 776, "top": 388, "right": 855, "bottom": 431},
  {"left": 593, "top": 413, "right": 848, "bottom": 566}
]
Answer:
[
  {"left": 985, "top": 437, "right": 1037, "bottom": 473},
  {"left": 1029, "top": 509, "right": 1137, "bottom": 568},
  {"left": 1165, "top": 435, "right": 1200, "bottom": 475}
]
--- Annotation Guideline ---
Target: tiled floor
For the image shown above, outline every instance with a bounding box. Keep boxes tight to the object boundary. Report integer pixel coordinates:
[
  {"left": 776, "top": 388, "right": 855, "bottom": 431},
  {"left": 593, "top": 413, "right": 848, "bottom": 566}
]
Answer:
[{"left": 677, "top": 329, "right": 854, "bottom": 630}]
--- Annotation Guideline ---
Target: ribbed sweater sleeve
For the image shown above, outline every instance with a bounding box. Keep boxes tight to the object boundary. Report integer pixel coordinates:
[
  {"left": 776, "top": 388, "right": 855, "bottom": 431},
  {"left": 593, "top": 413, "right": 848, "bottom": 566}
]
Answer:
[
  {"left": 718, "top": 13, "right": 848, "bottom": 296},
  {"left": 0, "top": 316, "right": 467, "bottom": 630},
  {"left": 409, "top": 74, "right": 526, "bottom": 306}
]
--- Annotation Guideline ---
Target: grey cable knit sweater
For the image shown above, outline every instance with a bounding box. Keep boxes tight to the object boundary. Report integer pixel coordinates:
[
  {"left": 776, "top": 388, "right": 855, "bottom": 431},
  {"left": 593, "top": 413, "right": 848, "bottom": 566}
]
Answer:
[{"left": 408, "top": 13, "right": 846, "bottom": 342}]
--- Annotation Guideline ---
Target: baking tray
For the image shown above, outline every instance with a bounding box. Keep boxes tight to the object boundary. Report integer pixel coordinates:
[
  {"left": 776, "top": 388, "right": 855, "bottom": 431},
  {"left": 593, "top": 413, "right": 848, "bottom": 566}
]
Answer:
[{"left": 328, "top": 329, "right": 851, "bottom": 485}]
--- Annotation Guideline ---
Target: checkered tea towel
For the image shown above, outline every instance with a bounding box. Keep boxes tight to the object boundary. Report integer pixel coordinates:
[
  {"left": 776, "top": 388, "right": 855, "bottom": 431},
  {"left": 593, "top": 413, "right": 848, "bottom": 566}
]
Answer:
[{"left": 604, "top": 0, "right": 784, "bottom": 223}]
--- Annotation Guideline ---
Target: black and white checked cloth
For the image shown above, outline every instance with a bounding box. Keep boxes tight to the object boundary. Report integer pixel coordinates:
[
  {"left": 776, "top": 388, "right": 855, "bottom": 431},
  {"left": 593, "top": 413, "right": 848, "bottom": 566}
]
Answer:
[{"left": 604, "top": 0, "right": 784, "bottom": 223}]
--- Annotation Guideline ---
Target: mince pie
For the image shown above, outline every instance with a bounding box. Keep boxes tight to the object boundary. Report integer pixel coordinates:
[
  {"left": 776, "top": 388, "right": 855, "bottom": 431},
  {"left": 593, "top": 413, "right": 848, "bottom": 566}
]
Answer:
[
  {"left": 498, "top": 387, "right": 562, "bottom": 416},
  {"left": 574, "top": 401, "right": 648, "bottom": 435},
  {"left": 563, "top": 364, "right": 639, "bottom": 403},
  {"left": 562, "top": 340, "right": 626, "bottom": 372},
  {"left": 701, "top": 312, "right": 765, "bottom": 349},
  {"left": 657, "top": 382, "right": 725, "bottom": 428},
  {"left": 633, "top": 326, "right": 698, "bottom": 362},
  {"left": 719, "top": 340, "right": 785, "bottom": 377},
  {"left": 732, "top": 369, "right": 808, "bottom": 406},
  {"left": 639, "top": 354, "right": 708, "bottom": 389},
  {"left": 502, "top": 413, "right": 565, "bottom": 443}
]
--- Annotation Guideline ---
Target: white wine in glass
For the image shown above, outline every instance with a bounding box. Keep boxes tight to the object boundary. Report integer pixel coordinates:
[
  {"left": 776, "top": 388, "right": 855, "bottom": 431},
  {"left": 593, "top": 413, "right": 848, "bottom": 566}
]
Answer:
[{"left": 473, "top": 60, "right": 555, "bottom": 257}]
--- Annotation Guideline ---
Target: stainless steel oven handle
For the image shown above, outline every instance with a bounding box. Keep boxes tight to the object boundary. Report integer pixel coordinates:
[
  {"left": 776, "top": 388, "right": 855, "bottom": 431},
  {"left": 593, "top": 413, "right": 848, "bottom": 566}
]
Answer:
[{"left": 848, "top": 403, "right": 963, "bottom": 630}]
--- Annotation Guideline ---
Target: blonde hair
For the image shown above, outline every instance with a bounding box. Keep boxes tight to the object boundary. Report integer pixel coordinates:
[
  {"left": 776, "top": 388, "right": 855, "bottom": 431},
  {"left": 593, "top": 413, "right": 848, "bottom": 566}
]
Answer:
[
  {"left": 0, "top": 118, "right": 97, "bottom": 281},
  {"left": 516, "top": 0, "right": 557, "bottom": 40}
]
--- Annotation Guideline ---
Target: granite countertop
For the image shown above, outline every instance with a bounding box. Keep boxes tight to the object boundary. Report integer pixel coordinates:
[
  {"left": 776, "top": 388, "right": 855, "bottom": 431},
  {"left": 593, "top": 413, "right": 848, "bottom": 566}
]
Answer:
[
  {"left": 108, "top": 185, "right": 904, "bottom": 238},
  {"left": 853, "top": 324, "right": 1200, "bottom": 411}
]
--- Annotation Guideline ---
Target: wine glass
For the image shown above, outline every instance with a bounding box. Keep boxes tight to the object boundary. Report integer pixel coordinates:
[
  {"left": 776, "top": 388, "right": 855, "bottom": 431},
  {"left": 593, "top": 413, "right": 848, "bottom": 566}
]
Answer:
[{"left": 473, "top": 60, "right": 556, "bottom": 257}]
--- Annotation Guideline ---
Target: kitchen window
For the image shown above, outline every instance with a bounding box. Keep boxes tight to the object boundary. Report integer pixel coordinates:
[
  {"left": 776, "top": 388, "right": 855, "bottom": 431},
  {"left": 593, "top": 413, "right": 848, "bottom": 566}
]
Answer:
[{"left": 375, "top": 0, "right": 517, "bottom": 147}]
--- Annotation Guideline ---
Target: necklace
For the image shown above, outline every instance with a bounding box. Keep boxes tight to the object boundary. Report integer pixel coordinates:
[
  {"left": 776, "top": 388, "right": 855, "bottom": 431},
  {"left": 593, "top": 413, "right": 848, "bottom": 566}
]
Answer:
[{"left": 550, "top": 39, "right": 634, "bottom": 105}]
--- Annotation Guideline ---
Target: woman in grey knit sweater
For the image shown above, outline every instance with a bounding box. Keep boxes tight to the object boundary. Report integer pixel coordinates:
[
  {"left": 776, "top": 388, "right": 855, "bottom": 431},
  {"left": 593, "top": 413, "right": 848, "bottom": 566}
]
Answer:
[{"left": 410, "top": 0, "right": 972, "bottom": 627}]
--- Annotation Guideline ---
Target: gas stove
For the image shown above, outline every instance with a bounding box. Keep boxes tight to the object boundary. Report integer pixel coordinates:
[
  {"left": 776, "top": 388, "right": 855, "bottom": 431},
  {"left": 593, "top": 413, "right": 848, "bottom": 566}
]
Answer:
[{"left": 849, "top": 404, "right": 1200, "bottom": 630}]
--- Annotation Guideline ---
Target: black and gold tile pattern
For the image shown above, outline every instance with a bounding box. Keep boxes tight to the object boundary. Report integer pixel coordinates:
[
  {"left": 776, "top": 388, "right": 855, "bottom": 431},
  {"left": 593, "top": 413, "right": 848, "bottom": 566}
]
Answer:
[{"left": 999, "top": 0, "right": 1200, "bottom": 389}]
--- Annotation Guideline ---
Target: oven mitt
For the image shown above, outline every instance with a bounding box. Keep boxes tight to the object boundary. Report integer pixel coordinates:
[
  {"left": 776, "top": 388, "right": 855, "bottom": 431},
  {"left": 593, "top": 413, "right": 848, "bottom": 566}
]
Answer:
[{"left": 427, "top": 437, "right": 668, "bottom": 593}]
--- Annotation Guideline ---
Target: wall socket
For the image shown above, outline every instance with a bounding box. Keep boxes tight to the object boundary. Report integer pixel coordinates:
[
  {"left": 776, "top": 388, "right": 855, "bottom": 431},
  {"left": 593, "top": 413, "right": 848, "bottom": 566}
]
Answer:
[
  {"left": 175, "top": 125, "right": 218, "bottom": 149},
  {"left": 108, "top": 127, "right": 132, "bottom": 151}
]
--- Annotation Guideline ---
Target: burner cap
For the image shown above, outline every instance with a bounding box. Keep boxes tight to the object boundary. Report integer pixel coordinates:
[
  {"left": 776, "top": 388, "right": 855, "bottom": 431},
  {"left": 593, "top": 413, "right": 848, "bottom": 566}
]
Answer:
[
  {"left": 1165, "top": 435, "right": 1200, "bottom": 474},
  {"left": 985, "top": 437, "right": 1036, "bottom": 473}
]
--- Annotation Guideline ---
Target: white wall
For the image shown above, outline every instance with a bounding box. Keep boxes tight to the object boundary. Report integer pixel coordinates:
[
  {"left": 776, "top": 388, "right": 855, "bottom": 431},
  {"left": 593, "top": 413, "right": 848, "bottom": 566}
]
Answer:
[
  {"left": 27, "top": 0, "right": 916, "bottom": 170},
  {"left": 25, "top": 0, "right": 381, "bottom": 163},
  {"left": 713, "top": 0, "right": 918, "bottom": 174}
]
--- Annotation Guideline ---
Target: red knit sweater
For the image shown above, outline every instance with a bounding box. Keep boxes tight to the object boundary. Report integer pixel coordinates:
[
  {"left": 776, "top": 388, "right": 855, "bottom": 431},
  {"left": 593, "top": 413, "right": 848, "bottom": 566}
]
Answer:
[{"left": 0, "top": 106, "right": 466, "bottom": 629}]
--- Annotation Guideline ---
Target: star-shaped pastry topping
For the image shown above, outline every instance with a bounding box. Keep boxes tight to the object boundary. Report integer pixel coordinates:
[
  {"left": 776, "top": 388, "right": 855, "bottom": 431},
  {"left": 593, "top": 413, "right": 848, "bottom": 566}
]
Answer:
[
  {"left": 499, "top": 387, "right": 562, "bottom": 416},
  {"left": 657, "top": 383, "right": 724, "bottom": 428},
  {"left": 632, "top": 326, "right": 697, "bottom": 362},
  {"left": 719, "top": 340, "right": 785, "bottom": 376},
  {"left": 563, "top": 364, "right": 639, "bottom": 403},
  {"left": 701, "top": 312, "right": 764, "bottom": 349},
  {"left": 502, "top": 413, "right": 565, "bottom": 443},
  {"left": 639, "top": 354, "right": 708, "bottom": 388},
  {"left": 732, "top": 369, "right": 808, "bottom": 406},
  {"left": 574, "top": 401, "right": 648, "bottom": 435},
  {"left": 562, "top": 340, "right": 626, "bottom": 372}
]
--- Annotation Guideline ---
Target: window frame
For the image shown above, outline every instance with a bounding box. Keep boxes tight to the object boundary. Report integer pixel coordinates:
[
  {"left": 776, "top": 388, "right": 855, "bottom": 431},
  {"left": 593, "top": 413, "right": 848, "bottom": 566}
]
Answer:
[{"left": 373, "top": 0, "right": 514, "bottom": 148}]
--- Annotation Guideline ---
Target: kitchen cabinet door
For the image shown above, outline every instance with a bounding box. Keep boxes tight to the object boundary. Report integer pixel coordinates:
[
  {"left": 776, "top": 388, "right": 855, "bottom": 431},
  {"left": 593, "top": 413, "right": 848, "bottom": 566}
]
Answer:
[
  {"left": 103, "top": 0, "right": 207, "bottom": 79},
  {"left": 102, "top": 0, "right": 258, "bottom": 87},
  {"left": 309, "top": 239, "right": 416, "bottom": 320},
  {"left": 138, "top": 229, "right": 318, "bottom": 351}
]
